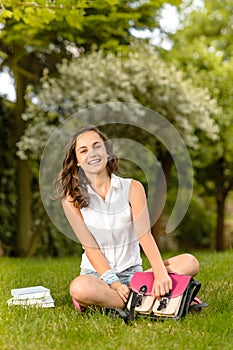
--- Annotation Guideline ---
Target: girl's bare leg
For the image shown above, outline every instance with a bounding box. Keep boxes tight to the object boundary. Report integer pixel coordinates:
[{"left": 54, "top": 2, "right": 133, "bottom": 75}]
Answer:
[
  {"left": 145, "top": 253, "right": 200, "bottom": 276},
  {"left": 70, "top": 254, "right": 200, "bottom": 308},
  {"left": 70, "top": 275, "right": 125, "bottom": 308},
  {"left": 164, "top": 253, "right": 200, "bottom": 276}
]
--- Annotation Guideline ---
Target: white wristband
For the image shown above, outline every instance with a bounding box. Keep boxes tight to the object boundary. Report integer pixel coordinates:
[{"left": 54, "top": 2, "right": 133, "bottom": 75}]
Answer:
[{"left": 100, "top": 269, "right": 120, "bottom": 285}]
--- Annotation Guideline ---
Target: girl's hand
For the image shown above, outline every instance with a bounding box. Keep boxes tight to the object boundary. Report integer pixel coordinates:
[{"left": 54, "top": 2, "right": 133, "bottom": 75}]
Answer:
[
  {"left": 110, "top": 281, "right": 130, "bottom": 303},
  {"left": 152, "top": 272, "right": 172, "bottom": 299}
]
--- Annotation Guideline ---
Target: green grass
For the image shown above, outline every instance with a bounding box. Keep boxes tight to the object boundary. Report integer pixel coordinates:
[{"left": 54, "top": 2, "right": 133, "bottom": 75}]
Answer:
[{"left": 0, "top": 250, "right": 233, "bottom": 350}]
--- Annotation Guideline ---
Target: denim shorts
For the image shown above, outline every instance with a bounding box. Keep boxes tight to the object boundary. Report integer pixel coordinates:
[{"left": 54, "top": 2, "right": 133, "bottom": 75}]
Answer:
[{"left": 80, "top": 264, "right": 143, "bottom": 285}]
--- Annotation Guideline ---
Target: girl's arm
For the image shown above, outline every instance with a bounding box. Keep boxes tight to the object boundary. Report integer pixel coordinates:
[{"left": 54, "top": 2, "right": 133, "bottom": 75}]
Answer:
[
  {"left": 129, "top": 180, "right": 172, "bottom": 298},
  {"left": 62, "top": 198, "right": 129, "bottom": 301},
  {"left": 62, "top": 197, "right": 111, "bottom": 275}
]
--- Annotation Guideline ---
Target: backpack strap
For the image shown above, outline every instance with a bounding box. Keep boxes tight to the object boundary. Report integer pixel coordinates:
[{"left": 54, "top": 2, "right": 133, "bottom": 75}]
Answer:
[
  {"left": 176, "top": 279, "right": 202, "bottom": 318},
  {"left": 104, "top": 307, "right": 129, "bottom": 322},
  {"left": 127, "top": 285, "right": 147, "bottom": 322}
]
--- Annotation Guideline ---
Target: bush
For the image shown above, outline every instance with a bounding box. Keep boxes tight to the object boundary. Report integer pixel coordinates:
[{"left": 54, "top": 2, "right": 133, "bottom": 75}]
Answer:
[{"left": 174, "top": 196, "right": 214, "bottom": 249}]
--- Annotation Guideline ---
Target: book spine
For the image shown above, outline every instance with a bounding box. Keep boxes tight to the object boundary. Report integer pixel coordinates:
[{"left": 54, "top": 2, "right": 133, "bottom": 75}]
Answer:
[
  {"left": 12, "top": 291, "right": 50, "bottom": 300},
  {"left": 7, "top": 299, "right": 55, "bottom": 308}
]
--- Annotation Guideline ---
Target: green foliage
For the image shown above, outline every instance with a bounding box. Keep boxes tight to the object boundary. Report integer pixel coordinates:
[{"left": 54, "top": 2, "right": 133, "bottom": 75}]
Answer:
[
  {"left": 1, "top": 0, "right": 229, "bottom": 255},
  {"left": 29, "top": 187, "right": 83, "bottom": 257},
  {"left": 164, "top": 167, "right": 214, "bottom": 249},
  {"left": 0, "top": 0, "right": 182, "bottom": 54},
  {"left": 0, "top": 251, "right": 233, "bottom": 349},
  {"left": 175, "top": 196, "right": 214, "bottom": 249},
  {"left": 163, "top": 0, "right": 233, "bottom": 250},
  {"left": 178, "top": 0, "right": 233, "bottom": 61},
  {"left": 13, "top": 44, "right": 220, "bottom": 254},
  {"left": 0, "top": 98, "right": 17, "bottom": 254},
  {"left": 0, "top": 0, "right": 184, "bottom": 257}
]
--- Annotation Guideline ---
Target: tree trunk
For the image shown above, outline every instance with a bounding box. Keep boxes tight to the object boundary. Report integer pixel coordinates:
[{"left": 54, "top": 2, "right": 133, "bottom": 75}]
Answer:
[
  {"left": 215, "top": 157, "right": 226, "bottom": 251},
  {"left": 14, "top": 70, "right": 32, "bottom": 256},
  {"left": 215, "top": 194, "right": 225, "bottom": 251},
  {"left": 16, "top": 159, "right": 32, "bottom": 256}
]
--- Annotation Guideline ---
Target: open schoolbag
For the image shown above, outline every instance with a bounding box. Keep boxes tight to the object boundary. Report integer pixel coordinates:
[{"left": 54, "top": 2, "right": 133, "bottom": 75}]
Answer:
[{"left": 107, "top": 272, "right": 207, "bottom": 323}]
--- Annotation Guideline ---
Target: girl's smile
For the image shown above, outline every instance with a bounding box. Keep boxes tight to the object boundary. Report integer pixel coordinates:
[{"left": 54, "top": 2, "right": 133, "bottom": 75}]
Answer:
[
  {"left": 88, "top": 158, "right": 101, "bottom": 165},
  {"left": 75, "top": 130, "right": 108, "bottom": 175}
]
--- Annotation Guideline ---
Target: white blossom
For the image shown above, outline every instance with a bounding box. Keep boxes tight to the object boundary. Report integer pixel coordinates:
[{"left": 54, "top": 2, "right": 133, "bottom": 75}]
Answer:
[{"left": 18, "top": 45, "right": 220, "bottom": 160}]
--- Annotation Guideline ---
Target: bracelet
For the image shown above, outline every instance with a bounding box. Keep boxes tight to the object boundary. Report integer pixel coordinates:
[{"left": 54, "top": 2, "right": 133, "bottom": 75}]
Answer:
[{"left": 100, "top": 269, "right": 120, "bottom": 285}]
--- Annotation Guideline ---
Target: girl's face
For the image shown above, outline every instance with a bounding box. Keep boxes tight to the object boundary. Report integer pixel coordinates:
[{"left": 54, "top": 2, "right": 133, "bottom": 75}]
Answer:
[{"left": 75, "top": 130, "right": 108, "bottom": 176}]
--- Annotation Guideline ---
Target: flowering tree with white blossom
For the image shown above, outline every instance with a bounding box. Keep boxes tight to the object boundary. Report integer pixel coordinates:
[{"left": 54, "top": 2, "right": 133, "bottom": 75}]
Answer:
[
  {"left": 18, "top": 45, "right": 219, "bottom": 160},
  {"left": 17, "top": 45, "right": 220, "bottom": 250}
]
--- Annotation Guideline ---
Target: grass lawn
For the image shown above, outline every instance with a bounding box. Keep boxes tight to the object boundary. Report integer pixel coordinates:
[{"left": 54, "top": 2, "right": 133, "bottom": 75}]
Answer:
[{"left": 0, "top": 250, "right": 233, "bottom": 350}]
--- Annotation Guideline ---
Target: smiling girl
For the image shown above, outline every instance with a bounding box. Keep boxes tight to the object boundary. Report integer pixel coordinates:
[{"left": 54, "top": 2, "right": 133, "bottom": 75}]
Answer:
[{"left": 57, "top": 125, "right": 200, "bottom": 311}]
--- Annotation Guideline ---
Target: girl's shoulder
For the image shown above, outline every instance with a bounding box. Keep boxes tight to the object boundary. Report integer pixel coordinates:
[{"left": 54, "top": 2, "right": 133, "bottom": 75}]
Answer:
[
  {"left": 113, "top": 174, "right": 144, "bottom": 191},
  {"left": 112, "top": 174, "right": 145, "bottom": 201},
  {"left": 111, "top": 174, "right": 132, "bottom": 197},
  {"left": 130, "top": 178, "right": 144, "bottom": 190},
  {"left": 128, "top": 179, "right": 146, "bottom": 203}
]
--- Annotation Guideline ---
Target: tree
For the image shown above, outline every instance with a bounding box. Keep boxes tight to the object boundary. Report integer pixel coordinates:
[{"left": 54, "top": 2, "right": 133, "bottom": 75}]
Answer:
[
  {"left": 0, "top": 0, "right": 181, "bottom": 256},
  {"left": 164, "top": 0, "right": 233, "bottom": 250},
  {"left": 0, "top": 97, "right": 17, "bottom": 255},
  {"left": 17, "top": 45, "right": 219, "bottom": 253}
]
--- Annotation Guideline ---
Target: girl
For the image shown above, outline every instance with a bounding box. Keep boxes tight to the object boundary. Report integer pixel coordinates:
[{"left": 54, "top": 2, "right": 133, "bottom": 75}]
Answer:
[{"left": 58, "top": 125, "right": 199, "bottom": 311}]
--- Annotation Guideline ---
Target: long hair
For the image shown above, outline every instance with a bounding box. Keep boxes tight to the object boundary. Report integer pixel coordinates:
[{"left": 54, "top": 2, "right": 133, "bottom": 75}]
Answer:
[{"left": 55, "top": 125, "right": 119, "bottom": 208}]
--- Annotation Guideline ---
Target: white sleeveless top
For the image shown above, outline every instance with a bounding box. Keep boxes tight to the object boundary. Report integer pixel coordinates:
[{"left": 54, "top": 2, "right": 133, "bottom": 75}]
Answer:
[{"left": 80, "top": 174, "right": 142, "bottom": 273}]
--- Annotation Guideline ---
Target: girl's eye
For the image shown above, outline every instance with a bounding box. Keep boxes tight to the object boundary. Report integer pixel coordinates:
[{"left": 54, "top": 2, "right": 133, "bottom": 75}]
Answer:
[
  {"left": 94, "top": 144, "right": 101, "bottom": 149},
  {"left": 80, "top": 149, "right": 87, "bottom": 154}
]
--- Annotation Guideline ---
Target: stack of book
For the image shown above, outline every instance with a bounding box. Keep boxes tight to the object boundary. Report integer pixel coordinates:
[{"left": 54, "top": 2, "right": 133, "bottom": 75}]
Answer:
[{"left": 7, "top": 285, "right": 55, "bottom": 308}]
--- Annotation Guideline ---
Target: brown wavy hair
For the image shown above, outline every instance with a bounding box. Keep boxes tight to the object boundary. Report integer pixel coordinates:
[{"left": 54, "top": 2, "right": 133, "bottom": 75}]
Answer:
[{"left": 55, "top": 125, "right": 119, "bottom": 208}]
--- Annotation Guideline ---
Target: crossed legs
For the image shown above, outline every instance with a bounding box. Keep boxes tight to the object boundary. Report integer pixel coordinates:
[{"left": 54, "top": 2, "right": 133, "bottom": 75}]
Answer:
[{"left": 70, "top": 253, "right": 200, "bottom": 309}]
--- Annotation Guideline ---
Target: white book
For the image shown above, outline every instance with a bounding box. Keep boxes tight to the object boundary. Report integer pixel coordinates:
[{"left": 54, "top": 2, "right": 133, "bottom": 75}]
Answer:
[
  {"left": 11, "top": 286, "right": 50, "bottom": 300},
  {"left": 7, "top": 295, "right": 55, "bottom": 308}
]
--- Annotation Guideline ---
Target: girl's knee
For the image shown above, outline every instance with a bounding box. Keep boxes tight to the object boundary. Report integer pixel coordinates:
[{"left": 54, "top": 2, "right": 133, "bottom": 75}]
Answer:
[
  {"left": 70, "top": 275, "right": 101, "bottom": 305},
  {"left": 70, "top": 276, "right": 89, "bottom": 301},
  {"left": 184, "top": 253, "right": 200, "bottom": 275}
]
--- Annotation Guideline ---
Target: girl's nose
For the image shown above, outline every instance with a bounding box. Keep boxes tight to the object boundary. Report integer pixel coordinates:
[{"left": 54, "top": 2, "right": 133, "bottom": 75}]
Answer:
[{"left": 88, "top": 148, "right": 96, "bottom": 157}]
